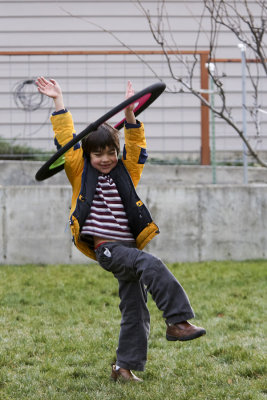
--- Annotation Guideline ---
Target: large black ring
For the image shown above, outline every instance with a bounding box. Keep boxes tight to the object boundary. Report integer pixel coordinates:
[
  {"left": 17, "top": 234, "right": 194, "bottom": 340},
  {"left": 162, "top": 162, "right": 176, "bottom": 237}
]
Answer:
[{"left": 35, "top": 82, "right": 166, "bottom": 181}]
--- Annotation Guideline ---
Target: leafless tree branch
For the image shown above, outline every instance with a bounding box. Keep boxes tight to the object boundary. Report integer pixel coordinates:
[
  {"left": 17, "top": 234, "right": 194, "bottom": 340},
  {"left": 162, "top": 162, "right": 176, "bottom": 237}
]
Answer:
[
  {"left": 60, "top": 2, "right": 267, "bottom": 166},
  {"left": 136, "top": 0, "right": 267, "bottom": 166}
]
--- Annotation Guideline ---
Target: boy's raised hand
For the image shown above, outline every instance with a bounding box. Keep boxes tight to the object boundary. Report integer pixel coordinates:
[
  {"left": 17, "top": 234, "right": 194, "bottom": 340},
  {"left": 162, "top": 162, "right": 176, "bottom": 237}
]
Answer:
[
  {"left": 125, "top": 80, "right": 134, "bottom": 107},
  {"left": 36, "top": 76, "right": 65, "bottom": 111},
  {"left": 36, "top": 76, "right": 61, "bottom": 98},
  {"left": 124, "top": 80, "right": 136, "bottom": 124}
]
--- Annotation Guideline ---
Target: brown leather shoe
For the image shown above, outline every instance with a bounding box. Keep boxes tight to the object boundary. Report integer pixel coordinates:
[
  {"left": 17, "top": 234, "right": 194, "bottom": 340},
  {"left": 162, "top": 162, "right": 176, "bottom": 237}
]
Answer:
[
  {"left": 166, "top": 321, "right": 206, "bottom": 341},
  {"left": 110, "top": 364, "right": 143, "bottom": 382}
]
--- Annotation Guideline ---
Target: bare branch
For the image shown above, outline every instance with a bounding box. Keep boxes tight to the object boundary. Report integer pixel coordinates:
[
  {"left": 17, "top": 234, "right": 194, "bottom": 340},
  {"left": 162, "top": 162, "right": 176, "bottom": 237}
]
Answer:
[
  {"left": 59, "top": 5, "right": 171, "bottom": 89},
  {"left": 204, "top": 0, "right": 267, "bottom": 74},
  {"left": 60, "top": 1, "right": 267, "bottom": 167}
]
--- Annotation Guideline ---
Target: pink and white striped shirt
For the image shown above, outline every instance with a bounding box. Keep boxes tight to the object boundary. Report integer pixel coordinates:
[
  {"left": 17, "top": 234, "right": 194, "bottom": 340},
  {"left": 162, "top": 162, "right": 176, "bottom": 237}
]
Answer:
[{"left": 81, "top": 174, "right": 135, "bottom": 242}]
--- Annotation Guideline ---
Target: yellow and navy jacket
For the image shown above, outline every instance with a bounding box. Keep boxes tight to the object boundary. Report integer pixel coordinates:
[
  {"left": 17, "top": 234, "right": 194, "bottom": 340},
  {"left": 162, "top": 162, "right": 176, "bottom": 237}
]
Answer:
[{"left": 51, "top": 110, "right": 159, "bottom": 261}]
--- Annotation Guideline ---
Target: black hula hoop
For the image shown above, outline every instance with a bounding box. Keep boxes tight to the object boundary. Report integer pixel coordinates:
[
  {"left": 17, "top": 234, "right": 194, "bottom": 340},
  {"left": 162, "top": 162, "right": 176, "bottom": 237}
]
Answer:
[{"left": 35, "top": 82, "right": 166, "bottom": 181}]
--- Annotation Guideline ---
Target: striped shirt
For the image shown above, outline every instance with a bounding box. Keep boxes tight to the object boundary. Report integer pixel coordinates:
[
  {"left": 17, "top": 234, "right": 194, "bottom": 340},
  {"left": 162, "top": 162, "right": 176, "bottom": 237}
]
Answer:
[{"left": 81, "top": 174, "right": 135, "bottom": 242}]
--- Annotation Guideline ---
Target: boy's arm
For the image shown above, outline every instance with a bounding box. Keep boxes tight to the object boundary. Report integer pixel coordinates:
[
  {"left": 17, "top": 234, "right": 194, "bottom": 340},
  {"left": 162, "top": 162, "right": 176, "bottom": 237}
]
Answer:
[
  {"left": 51, "top": 111, "right": 84, "bottom": 183},
  {"left": 123, "top": 81, "right": 147, "bottom": 187},
  {"left": 124, "top": 80, "right": 136, "bottom": 124},
  {"left": 36, "top": 77, "right": 84, "bottom": 184},
  {"left": 122, "top": 121, "right": 147, "bottom": 188}
]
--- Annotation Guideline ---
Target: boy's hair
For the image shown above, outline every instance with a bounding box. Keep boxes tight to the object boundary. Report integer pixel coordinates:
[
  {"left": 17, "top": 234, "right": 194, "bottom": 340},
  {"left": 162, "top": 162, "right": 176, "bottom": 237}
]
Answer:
[{"left": 82, "top": 122, "right": 120, "bottom": 156}]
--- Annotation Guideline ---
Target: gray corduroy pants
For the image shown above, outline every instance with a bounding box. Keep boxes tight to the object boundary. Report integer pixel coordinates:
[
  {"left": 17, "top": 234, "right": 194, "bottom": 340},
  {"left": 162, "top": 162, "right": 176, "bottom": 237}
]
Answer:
[{"left": 95, "top": 241, "right": 194, "bottom": 371}]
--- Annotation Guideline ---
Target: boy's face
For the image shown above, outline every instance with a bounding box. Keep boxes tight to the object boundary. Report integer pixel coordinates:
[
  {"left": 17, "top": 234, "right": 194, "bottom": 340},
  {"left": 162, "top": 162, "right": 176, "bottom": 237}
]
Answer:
[{"left": 90, "top": 146, "right": 118, "bottom": 174}]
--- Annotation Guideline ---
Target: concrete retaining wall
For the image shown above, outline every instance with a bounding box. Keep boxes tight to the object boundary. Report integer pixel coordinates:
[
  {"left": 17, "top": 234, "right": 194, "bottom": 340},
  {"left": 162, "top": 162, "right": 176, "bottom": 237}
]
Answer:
[
  {"left": 1, "top": 183, "right": 267, "bottom": 264},
  {"left": 2, "top": 160, "right": 267, "bottom": 186}
]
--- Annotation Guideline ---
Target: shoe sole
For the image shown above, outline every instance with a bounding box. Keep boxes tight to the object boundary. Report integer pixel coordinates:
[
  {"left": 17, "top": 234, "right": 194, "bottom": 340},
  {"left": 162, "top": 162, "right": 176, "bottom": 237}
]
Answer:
[
  {"left": 166, "top": 329, "right": 206, "bottom": 342},
  {"left": 110, "top": 370, "right": 143, "bottom": 383}
]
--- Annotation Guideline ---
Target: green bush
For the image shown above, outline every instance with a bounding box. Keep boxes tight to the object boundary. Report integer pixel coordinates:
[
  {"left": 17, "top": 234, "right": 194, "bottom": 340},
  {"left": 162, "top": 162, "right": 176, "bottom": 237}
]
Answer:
[{"left": 0, "top": 137, "right": 51, "bottom": 161}]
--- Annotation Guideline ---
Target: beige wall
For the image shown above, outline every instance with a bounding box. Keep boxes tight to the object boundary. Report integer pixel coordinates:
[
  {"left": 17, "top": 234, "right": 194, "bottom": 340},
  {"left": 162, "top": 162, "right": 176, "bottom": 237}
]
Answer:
[
  {"left": 0, "top": 1, "right": 266, "bottom": 161},
  {"left": 0, "top": 0, "right": 261, "bottom": 56}
]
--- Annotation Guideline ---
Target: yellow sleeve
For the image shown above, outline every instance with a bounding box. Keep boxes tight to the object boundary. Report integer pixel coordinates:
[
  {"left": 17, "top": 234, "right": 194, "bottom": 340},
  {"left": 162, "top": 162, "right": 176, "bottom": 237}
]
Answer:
[
  {"left": 122, "top": 122, "right": 147, "bottom": 188},
  {"left": 50, "top": 111, "right": 84, "bottom": 185}
]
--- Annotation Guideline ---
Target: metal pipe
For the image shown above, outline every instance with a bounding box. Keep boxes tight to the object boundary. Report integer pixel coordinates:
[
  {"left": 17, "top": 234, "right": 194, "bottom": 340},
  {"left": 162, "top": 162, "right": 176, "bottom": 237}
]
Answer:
[{"left": 238, "top": 43, "right": 248, "bottom": 184}]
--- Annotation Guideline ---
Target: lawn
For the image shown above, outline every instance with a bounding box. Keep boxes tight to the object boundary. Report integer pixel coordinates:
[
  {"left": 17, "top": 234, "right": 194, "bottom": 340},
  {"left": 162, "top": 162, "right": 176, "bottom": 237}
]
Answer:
[{"left": 0, "top": 260, "right": 266, "bottom": 400}]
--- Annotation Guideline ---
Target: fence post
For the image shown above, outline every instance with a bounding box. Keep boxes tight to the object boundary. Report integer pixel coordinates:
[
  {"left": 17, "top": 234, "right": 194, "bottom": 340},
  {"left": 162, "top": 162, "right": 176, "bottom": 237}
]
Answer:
[
  {"left": 238, "top": 43, "right": 248, "bottom": 184},
  {"left": 200, "top": 53, "right": 211, "bottom": 165}
]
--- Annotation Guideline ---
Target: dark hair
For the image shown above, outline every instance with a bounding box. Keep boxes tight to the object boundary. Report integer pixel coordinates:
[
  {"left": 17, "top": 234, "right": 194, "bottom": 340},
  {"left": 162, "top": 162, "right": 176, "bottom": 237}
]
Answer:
[{"left": 82, "top": 122, "right": 120, "bottom": 156}]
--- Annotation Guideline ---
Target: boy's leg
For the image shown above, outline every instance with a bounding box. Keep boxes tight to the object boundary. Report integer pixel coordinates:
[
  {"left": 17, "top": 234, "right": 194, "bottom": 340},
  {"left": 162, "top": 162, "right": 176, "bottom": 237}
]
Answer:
[
  {"left": 96, "top": 242, "right": 194, "bottom": 323},
  {"left": 95, "top": 244, "right": 150, "bottom": 372},
  {"left": 116, "top": 279, "right": 150, "bottom": 371},
  {"left": 129, "top": 247, "right": 206, "bottom": 341},
  {"left": 96, "top": 242, "right": 205, "bottom": 330},
  {"left": 95, "top": 242, "right": 205, "bottom": 367},
  {"left": 134, "top": 250, "right": 194, "bottom": 323}
]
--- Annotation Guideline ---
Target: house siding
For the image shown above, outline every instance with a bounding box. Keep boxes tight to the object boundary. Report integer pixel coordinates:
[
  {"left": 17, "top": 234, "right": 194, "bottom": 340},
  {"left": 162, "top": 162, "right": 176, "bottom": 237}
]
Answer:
[{"left": 0, "top": 0, "right": 266, "bottom": 161}]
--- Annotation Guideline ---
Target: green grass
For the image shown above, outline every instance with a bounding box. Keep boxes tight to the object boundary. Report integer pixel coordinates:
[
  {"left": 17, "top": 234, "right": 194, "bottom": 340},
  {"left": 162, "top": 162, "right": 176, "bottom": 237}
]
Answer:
[{"left": 0, "top": 261, "right": 266, "bottom": 400}]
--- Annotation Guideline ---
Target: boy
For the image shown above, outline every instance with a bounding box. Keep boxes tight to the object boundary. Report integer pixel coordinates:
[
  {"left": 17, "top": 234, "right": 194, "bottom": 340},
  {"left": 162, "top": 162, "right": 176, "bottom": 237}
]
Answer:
[{"left": 36, "top": 76, "right": 206, "bottom": 382}]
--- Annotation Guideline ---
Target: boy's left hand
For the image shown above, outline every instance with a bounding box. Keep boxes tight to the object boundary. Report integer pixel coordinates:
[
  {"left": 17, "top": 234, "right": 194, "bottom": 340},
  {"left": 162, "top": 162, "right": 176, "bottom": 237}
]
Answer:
[
  {"left": 124, "top": 81, "right": 136, "bottom": 124},
  {"left": 125, "top": 81, "right": 135, "bottom": 110}
]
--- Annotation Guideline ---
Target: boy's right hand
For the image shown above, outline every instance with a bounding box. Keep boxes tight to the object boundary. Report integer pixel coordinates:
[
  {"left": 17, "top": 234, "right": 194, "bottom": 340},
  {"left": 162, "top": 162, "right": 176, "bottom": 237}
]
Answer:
[
  {"left": 36, "top": 76, "right": 62, "bottom": 99},
  {"left": 36, "top": 76, "right": 65, "bottom": 111}
]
